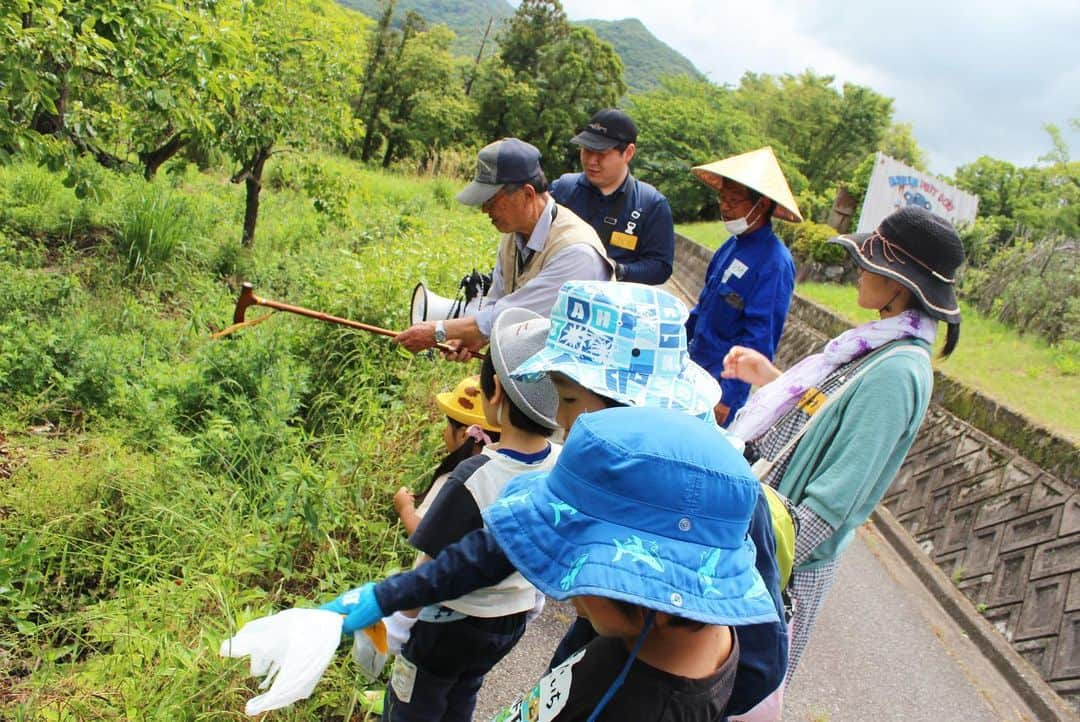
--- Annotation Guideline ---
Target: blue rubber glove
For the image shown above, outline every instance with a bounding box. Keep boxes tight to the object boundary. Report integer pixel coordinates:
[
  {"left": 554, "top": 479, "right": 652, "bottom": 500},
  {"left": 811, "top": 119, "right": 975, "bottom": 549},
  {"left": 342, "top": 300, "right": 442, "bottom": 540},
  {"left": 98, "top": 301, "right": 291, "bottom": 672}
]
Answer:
[{"left": 320, "top": 583, "right": 384, "bottom": 635}]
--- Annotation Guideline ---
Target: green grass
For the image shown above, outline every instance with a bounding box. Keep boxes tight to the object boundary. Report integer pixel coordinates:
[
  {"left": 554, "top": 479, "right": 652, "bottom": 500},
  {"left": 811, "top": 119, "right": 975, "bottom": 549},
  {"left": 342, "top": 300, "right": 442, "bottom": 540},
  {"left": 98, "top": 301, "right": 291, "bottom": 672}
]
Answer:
[
  {"left": 798, "top": 282, "right": 1080, "bottom": 442},
  {"left": 0, "top": 155, "right": 499, "bottom": 719},
  {"left": 676, "top": 220, "right": 729, "bottom": 250}
]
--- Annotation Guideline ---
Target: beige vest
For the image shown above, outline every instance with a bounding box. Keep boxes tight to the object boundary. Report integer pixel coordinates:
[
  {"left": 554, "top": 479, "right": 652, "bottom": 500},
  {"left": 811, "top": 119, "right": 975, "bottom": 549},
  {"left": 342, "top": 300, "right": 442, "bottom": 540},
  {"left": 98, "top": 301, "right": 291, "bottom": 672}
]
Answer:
[{"left": 497, "top": 203, "right": 613, "bottom": 293}]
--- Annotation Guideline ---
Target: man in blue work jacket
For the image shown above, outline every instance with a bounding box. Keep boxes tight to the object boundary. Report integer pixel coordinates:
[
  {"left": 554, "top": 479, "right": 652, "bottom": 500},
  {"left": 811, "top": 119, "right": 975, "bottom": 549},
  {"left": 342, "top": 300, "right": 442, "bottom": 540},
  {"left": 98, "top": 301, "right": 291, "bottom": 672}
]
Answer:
[
  {"left": 550, "top": 109, "right": 675, "bottom": 285},
  {"left": 686, "top": 147, "right": 803, "bottom": 426}
]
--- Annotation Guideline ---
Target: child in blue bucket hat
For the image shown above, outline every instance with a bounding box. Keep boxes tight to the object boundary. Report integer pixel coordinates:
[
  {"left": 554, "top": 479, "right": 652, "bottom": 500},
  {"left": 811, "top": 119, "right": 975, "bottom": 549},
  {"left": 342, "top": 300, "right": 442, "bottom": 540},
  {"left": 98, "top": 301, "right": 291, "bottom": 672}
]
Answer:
[{"left": 486, "top": 406, "right": 776, "bottom": 720}]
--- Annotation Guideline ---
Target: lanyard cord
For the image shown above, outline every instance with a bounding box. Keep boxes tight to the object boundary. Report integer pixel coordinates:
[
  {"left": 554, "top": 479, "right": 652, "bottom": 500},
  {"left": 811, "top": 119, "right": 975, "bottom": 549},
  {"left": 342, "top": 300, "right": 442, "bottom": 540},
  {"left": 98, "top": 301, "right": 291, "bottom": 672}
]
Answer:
[{"left": 586, "top": 609, "right": 657, "bottom": 722}]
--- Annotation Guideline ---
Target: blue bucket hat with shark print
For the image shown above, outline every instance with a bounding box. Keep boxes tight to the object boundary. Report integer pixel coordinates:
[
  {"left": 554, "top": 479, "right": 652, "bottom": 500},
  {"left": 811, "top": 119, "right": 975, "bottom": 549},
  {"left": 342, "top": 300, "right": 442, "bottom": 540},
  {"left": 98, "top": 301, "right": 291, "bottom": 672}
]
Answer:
[
  {"left": 482, "top": 406, "right": 777, "bottom": 626},
  {"left": 510, "top": 281, "right": 721, "bottom": 421}
]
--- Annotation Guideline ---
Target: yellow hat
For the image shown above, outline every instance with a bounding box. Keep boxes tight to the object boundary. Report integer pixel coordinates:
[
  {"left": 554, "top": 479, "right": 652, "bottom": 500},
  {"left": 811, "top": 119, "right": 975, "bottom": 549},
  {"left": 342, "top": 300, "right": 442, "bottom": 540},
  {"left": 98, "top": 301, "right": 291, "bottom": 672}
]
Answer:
[
  {"left": 435, "top": 375, "right": 500, "bottom": 433},
  {"left": 691, "top": 146, "right": 803, "bottom": 223}
]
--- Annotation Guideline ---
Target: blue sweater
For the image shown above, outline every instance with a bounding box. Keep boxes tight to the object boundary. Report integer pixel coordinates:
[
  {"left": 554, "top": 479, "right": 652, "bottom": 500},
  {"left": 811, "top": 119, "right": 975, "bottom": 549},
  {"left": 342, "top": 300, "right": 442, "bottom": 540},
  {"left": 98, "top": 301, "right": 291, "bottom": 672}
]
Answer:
[
  {"left": 686, "top": 224, "right": 795, "bottom": 422},
  {"left": 550, "top": 172, "right": 674, "bottom": 285}
]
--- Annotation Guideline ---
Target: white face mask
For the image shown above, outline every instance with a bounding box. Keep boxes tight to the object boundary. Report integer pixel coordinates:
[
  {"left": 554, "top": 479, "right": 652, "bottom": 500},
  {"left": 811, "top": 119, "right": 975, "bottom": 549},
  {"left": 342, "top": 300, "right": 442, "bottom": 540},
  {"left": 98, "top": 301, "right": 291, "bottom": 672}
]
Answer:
[{"left": 722, "top": 198, "right": 764, "bottom": 236}]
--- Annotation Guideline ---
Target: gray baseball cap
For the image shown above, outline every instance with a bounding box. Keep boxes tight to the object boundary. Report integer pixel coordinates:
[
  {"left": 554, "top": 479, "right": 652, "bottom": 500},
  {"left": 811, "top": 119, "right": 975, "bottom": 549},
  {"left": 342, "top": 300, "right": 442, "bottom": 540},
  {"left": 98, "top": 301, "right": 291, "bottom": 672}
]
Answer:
[
  {"left": 489, "top": 307, "right": 559, "bottom": 429},
  {"left": 457, "top": 138, "right": 543, "bottom": 207}
]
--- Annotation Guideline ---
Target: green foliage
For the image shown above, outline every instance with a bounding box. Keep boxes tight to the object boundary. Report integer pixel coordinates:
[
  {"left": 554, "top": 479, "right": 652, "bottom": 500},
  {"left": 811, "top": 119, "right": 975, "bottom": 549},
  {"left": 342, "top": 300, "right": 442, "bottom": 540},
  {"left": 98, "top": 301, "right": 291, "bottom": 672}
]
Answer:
[
  {"left": 0, "top": 160, "right": 500, "bottom": 717},
  {"left": 733, "top": 71, "right": 894, "bottom": 215},
  {"left": 628, "top": 76, "right": 768, "bottom": 221},
  {"left": 776, "top": 219, "right": 846, "bottom": 265},
  {"left": 961, "top": 236, "right": 1080, "bottom": 345},
  {"left": 578, "top": 18, "right": 704, "bottom": 95},
  {"left": 473, "top": 0, "right": 625, "bottom": 177},
  {"left": 113, "top": 185, "right": 190, "bottom": 278}
]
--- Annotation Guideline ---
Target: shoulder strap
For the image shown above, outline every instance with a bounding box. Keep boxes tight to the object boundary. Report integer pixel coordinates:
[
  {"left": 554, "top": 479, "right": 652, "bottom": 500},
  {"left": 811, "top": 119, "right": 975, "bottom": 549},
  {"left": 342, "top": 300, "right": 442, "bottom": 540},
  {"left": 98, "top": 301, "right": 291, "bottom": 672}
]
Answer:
[
  {"left": 597, "top": 176, "right": 635, "bottom": 244},
  {"left": 752, "top": 343, "right": 929, "bottom": 480}
]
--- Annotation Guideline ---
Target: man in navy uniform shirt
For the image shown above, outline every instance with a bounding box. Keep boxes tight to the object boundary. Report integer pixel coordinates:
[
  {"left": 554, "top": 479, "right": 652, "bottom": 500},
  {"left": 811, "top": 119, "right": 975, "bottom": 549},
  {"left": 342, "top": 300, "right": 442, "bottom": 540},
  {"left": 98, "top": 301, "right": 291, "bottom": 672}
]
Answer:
[{"left": 550, "top": 109, "right": 675, "bottom": 285}]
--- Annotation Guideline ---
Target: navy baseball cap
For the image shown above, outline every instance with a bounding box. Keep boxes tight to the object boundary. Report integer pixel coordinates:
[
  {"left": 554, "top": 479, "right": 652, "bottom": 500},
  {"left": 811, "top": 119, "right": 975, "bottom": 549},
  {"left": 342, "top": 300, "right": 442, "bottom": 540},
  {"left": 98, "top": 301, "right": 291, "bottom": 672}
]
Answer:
[
  {"left": 457, "top": 138, "right": 543, "bottom": 206},
  {"left": 571, "top": 109, "right": 638, "bottom": 151}
]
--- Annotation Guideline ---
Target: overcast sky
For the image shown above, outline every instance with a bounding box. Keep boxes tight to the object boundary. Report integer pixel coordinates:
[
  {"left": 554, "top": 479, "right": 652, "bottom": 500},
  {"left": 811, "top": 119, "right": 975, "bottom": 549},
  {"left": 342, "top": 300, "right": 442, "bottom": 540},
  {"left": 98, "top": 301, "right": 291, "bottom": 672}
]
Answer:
[{"left": 560, "top": 0, "right": 1080, "bottom": 176}]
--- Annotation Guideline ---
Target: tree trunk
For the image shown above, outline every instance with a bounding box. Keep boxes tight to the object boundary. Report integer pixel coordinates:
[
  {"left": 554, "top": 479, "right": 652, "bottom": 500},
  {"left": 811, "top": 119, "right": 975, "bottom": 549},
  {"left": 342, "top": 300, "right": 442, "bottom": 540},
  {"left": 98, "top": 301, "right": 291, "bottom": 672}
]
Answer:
[
  {"left": 240, "top": 145, "right": 272, "bottom": 248},
  {"left": 140, "top": 133, "right": 186, "bottom": 179}
]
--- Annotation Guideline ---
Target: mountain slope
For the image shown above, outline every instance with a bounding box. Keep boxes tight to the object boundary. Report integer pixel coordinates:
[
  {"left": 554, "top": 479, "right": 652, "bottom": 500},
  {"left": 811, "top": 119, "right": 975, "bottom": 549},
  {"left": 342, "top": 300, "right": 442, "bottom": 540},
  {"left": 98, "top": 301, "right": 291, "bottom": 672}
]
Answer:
[
  {"left": 334, "top": 1, "right": 703, "bottom": 93},
  {"left": 578, "top": 18, "right": 704, "bottom": 94}
]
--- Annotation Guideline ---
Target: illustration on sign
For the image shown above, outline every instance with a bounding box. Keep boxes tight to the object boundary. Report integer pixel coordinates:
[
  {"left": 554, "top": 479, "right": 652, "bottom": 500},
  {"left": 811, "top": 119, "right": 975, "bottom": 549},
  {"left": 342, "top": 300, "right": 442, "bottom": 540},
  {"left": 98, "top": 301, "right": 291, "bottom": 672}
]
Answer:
[{"left": 856, "top": 153, "right": 979, "bottom": 233}]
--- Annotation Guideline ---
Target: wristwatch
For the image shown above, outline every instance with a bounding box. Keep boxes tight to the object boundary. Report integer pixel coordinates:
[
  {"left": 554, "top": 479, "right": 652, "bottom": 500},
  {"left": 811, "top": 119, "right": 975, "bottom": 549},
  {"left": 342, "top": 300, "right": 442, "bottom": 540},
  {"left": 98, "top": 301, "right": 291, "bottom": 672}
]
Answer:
[{"left": 434, "top": 320, "right": 447, "bottom": 344}]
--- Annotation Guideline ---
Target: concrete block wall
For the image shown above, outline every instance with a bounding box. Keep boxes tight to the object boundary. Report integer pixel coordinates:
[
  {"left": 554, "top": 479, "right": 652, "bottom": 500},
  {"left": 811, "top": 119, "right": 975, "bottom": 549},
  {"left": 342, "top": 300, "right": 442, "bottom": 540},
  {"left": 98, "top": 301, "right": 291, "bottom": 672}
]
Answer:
[{"left": 673, "top": 233, "right": 1080, "bottom": 709}]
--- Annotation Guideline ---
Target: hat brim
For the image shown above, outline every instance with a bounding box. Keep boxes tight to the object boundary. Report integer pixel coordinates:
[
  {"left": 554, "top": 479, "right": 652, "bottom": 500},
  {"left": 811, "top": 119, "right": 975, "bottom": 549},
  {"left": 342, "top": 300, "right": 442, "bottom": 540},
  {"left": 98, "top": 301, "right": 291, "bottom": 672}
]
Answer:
[
  {"left": 512, "top": 346, "right": 721, "bottom": 420},
  {"left": 456, "top": 181, "right": 504, "bottom": 207},
  {"left": 434, "top": 391, "right": 498, "bottom": 432},
  {"left": 570, "top": 130, "right": 623, "bottom": 151},
  {"left": 829, "top": 233, "right": 960, "bottom": 324},
  {"left": 482, "top": 470, "right": 778, "bottom": 626}
]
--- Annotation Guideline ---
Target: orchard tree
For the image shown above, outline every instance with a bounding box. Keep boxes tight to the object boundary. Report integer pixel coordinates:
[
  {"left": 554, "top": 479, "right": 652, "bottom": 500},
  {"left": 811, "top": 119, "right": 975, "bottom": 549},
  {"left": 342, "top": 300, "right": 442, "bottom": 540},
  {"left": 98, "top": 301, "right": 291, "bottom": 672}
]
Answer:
[
  {"left": 0, "top": 0, "right": 241, "bottom": 177},
  {"left": 213, "top": 1, "right": 366, "bottom": 246}
]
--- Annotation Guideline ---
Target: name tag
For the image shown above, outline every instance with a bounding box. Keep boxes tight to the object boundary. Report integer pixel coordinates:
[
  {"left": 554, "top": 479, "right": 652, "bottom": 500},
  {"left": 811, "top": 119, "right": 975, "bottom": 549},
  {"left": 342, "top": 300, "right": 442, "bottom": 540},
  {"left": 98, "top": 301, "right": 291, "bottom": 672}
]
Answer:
[
  {"left": 609, "top": 231, "right": 638, "bottom": 251},
  {"left": 391, "top": 655, "right": 418, "bottom": 703},
  {"left": 797, "top": 387, "right": 827, "bottom": 415},
  {"left": 721, "top": 258, "right": 749, "bottom": 284}
]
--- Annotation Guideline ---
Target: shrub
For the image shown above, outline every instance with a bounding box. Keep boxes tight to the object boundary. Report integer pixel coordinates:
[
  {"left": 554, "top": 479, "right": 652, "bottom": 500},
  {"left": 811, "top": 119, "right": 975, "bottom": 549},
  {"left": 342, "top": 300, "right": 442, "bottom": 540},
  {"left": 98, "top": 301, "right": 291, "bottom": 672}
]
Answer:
[
  {"left": 961, "top": 236, "right": 1079, "bottom": 344},
  {"left": 113, "top": 185, "right": 190, "bottom": 279},
  {"left": 776, "top": 218, "right": 846, "bottom": 265}
]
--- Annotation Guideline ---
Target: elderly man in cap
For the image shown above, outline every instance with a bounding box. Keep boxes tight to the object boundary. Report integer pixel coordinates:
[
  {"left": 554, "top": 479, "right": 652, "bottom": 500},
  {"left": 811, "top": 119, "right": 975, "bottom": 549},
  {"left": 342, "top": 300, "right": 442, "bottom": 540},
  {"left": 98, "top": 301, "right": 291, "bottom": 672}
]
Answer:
[
  {"left": 549, "top": 109, "right": 675, "bottom": 285},
  {"left": 686, "top": 147, "right": 803, "bottom": 427},
  {"left": 395, "top": 138, "right": 612, "bottom": 359}
]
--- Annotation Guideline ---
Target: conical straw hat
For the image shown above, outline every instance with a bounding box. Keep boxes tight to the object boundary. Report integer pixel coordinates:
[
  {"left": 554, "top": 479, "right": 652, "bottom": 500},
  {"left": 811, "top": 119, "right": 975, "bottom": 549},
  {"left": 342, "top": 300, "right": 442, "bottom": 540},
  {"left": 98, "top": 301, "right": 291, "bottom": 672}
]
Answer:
[{"left": 692, "top": 146, "right": 803, "bottom": 223}]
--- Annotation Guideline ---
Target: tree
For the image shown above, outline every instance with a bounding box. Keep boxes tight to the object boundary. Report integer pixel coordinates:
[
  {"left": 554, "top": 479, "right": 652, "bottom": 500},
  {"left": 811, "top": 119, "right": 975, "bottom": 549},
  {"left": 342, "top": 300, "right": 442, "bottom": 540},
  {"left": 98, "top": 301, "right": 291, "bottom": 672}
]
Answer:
[
  {"left": 627, "top": 76, "right": 772, "bottom": 221},
  {"left": 879, "top": 122, "right": 928, "bottom": 171},
  {"left": 379, "top": 25, "right": 477, "bottom": 168},
  {"left": 733, "top": 71, "right": 893, "bottom": 202},
  {"left": 212, "top": 1, "right": 366, "bottom": 246},
  {"left": 0, "top": 1, "right": 242, "bottom": 178},
  {"left": 498, "top": 0, "right": 568, "bottom": 77},
  {"left": 474, "top": 0, "right": 624, "bottom": 177}
]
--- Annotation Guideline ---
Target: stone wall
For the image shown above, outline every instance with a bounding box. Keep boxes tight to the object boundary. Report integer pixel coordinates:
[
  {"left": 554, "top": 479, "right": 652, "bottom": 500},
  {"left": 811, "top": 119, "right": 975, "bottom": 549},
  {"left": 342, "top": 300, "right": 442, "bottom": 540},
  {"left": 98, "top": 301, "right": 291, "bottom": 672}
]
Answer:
[{"left": 672, "top": 233, "right": 1080, "bottom": 709}]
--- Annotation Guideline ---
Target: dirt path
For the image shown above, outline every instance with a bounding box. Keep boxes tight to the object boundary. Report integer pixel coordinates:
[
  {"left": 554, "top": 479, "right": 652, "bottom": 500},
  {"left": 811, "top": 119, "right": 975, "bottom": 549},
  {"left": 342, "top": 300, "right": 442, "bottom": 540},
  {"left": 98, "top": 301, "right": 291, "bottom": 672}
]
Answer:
[{"left": 473, "top": 599, "right": 576, "bottom": 719}]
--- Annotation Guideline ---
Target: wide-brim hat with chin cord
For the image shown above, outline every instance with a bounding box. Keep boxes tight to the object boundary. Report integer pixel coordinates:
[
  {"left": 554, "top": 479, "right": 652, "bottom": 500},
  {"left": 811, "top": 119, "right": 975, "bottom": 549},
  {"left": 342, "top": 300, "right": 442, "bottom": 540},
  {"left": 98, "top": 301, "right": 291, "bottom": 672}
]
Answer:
[
  {"left": 692, "top": 146, "right": 803, "bottom": 223},
  {"left": 435, "top": 375, "right": 500, "bottom": 433},
  {"left": 482, "top": 406, "right": 778, "bottom": 626},
  {"left": 828, "top": 206, "right": 964, "bottom": 324},
  {"left": 489, "top": 308, "right": 560, "bottom": 430},
  {"left": 511, "top": 281, "right": 721, "bottom": 420}
]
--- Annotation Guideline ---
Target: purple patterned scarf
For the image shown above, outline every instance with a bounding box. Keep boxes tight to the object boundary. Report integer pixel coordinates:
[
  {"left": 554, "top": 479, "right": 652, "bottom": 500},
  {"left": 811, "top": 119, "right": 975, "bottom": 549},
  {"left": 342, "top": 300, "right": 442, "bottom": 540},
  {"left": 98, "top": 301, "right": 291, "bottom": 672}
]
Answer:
[{"left": 728, "top": 309, "right": 937, "bottom": 442}]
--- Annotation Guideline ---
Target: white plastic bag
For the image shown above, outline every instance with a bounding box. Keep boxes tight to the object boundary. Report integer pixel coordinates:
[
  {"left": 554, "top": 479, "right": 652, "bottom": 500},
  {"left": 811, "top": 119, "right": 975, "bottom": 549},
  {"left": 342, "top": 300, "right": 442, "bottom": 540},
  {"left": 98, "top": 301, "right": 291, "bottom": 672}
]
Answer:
[{"left": 220, "top": 608, "right": 342, "bottom": 715}]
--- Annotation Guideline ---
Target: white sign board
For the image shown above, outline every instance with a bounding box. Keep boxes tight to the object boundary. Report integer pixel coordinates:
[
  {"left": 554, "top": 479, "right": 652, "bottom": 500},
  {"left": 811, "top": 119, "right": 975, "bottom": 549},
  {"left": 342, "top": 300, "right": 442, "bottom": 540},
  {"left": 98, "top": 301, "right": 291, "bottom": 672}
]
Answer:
[{"left": 856, "top": 152, "right": 979, "bottom": 233}]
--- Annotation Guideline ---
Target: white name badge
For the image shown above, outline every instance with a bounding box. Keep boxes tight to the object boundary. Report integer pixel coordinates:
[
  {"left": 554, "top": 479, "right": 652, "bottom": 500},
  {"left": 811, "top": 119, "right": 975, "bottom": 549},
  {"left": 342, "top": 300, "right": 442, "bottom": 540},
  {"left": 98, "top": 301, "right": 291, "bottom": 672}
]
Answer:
[{"left": 721, "top": 258, "right": 749, "bottom": 284}]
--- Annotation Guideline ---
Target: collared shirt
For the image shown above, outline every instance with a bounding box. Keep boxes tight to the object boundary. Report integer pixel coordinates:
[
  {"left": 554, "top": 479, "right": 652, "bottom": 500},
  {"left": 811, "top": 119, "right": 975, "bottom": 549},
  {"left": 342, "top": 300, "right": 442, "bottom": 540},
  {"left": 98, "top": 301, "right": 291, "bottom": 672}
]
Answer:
[
  {"left": 550, "top": 172, "right": 674, "bottom": 285},
  {"left": 474, "top": 196, "right": 610, "bottom": 337},
  {"left": 686, "top": 223, "right": 795, "bottom": 422}
]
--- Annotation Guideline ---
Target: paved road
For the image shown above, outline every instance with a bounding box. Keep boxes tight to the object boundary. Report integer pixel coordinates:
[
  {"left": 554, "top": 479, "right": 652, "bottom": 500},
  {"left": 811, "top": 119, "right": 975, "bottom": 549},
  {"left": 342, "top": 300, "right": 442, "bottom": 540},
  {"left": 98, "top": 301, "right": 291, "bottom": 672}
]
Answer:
[{"left": 475, "top": 522, "right": 1039, "bottom": 721}]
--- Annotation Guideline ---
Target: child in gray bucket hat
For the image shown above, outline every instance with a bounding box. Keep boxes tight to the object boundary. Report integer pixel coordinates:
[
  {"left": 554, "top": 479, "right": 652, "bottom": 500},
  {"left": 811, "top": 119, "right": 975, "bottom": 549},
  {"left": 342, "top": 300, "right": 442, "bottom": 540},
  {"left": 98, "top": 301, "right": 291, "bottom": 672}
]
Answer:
[{"left": 328, "top": 307, "right": 561, "bottom": 722}]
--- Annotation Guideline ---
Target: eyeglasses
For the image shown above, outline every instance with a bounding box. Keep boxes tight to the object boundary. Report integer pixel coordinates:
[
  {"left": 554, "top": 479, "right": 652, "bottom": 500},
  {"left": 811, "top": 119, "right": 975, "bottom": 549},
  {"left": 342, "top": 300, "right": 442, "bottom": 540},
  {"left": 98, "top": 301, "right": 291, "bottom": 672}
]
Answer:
[
  {"left": 482, "top": 185, "right": 517, "bottom": 212},
  {"left": 718, "top": 193, "right": 753, "bottom": 209}
]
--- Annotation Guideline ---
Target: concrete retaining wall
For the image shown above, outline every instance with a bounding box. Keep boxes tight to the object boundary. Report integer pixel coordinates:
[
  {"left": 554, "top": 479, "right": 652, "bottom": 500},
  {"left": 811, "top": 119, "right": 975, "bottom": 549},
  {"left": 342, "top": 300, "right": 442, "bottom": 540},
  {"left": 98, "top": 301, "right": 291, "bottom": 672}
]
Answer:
[{"left": 673, "top": 232, "right": 1080, "bottom": 709}]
